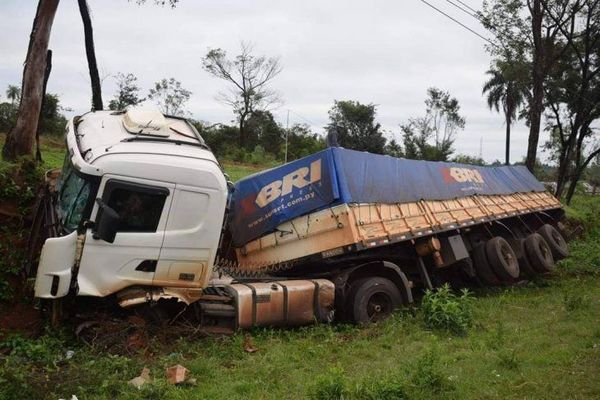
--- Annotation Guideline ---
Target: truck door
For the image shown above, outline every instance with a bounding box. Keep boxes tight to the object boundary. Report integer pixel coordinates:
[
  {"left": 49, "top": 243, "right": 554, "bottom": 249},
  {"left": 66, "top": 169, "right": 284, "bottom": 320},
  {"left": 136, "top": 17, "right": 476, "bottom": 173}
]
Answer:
[
  {"left": 152, "top": 183, "right": 227, "bottom": 289},
  {"left": 77, "top": 175, "right": 174, "bottom": 297}
]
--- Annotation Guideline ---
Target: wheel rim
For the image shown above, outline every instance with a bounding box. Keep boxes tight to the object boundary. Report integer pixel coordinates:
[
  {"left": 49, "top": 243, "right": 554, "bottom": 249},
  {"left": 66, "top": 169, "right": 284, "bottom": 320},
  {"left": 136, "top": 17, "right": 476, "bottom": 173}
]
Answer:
[
  {"left": 367, "top": 292, "right": 393, "bottom": 322},
  {"left": 500, "top": 243, "right": 518, "bottom": 275},
  {"left": 539, "top": 240, "right": 552, "bottom": 262},
  {"left": 551, "top": 230, "right": 566, "bottom": 248}
]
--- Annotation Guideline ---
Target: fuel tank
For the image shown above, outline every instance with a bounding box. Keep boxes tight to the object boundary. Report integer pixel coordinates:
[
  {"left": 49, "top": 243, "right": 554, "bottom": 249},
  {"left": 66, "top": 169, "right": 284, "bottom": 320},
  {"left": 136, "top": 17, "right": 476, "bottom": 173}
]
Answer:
[{"left": 224, "top": 279, "right": 335, "bottom": 329}]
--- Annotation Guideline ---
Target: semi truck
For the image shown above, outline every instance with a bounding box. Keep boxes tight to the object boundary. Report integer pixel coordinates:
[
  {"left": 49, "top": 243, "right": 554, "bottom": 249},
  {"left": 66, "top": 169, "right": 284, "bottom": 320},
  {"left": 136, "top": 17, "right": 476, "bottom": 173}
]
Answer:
[{"left": 30, "top": 108, "right": 569, "bottom": 329}]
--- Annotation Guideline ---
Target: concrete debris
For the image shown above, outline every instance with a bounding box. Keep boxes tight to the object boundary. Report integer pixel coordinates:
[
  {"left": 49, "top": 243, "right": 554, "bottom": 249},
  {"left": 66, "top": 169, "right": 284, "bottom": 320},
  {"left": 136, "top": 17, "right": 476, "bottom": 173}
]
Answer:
[
  {"left": 243, "top": 334, "right": 258, "bottom": 353},
  {"left": 128, "top": 367, "right": 151, "bottom": 389},
  {"left": 165, "top": 364, "right": 189, "bottom": 385}
]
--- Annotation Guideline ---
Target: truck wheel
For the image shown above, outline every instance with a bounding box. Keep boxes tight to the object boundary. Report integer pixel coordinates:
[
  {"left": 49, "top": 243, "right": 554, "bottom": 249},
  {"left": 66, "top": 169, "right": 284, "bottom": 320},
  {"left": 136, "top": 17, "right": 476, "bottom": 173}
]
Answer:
[
  {"left": 537, "top": 224, "right": 569, "bottom": 260},
  {"left": 485, "top": 237, "right": 520, "bottom": 281},
  {"left": 348, "top": 277, "right": 402, "bottom": 324},
  {"left": 524, "top": 233, "right": 555, "bottom": 273},
  {"left": 517, "top": 241, "right": 538, "bottom": 279},
  {"left": 472, "top": 243, "right": 500, "bottom": 285}
]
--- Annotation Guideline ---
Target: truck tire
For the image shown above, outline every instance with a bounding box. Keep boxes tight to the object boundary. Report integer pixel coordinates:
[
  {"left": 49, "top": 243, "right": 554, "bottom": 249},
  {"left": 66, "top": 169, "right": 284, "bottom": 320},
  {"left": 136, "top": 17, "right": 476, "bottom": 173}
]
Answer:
[
  {"left": 348, "top": 277, "right": 402, "bottom": 324},
  {"left": 472, "top": 243, "right": 500, "bottom": 285},
  {"left": 537, "top": 224, "right": 569, "bottom": 260},
  {"left": 524, "top": 233, "right": 555, "bottom": 273},
  {"left": 485, "top": 237, "right": 520, "bottom": 281},
  {"left": 517, "top": 241, "right": 538, "bottom": 279}
]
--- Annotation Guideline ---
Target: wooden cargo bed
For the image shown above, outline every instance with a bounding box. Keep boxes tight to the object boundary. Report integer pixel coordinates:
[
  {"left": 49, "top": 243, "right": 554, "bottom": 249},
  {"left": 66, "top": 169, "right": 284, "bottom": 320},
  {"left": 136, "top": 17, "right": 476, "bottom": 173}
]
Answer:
[{"left": 232, "top": 191, "right": 561, "bottom": 272}]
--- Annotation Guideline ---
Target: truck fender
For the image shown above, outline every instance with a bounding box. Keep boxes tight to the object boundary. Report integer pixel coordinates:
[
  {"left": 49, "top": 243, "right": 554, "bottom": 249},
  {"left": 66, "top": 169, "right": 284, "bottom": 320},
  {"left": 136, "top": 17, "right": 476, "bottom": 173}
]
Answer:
[
  {"left": 333, "top": 261, "right": 413, "bottom": 305},
  {"left": 489, "top": 220, "right": 523, "bottom": 258}
]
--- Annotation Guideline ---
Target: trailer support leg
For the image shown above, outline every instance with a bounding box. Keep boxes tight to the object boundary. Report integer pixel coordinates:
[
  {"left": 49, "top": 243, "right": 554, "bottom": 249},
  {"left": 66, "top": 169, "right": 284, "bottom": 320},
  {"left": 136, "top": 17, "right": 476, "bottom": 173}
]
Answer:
[{"left": 416, "top": 256, "right": 433, "bottom": 291}]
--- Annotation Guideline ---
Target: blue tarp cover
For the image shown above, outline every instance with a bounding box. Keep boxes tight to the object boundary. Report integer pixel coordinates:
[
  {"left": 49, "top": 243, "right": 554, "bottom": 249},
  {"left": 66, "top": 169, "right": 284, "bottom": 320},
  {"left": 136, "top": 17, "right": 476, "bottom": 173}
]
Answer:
[{"left": 229, "top": 147, "right": 546, "bottom": 246}]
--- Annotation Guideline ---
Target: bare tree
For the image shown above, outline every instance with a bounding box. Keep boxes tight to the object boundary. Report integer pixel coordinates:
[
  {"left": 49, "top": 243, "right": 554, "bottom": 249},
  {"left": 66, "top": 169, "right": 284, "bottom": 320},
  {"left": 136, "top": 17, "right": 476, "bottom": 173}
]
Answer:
[
  {"left": 108, "top": 72, "right": 145, "bottom": 110},
  {"left": 202, "top": 42, "right": 282, "bottom": 147},
  {"left": 78, "top": 0, "right": 103, "bottom": 111},
  {"left": 2, "top": 0, "right": 59, "bottom": 161},
  {"left": 147, "top": 78, "right": 191, "bottom": 116}
]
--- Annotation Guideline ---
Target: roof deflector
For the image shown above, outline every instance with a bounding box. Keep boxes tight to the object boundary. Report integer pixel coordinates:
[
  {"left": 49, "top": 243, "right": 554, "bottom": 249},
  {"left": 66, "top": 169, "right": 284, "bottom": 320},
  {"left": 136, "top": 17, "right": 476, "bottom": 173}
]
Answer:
[{"left": 122, "top": 107, "right": 170, "bottom": 137}]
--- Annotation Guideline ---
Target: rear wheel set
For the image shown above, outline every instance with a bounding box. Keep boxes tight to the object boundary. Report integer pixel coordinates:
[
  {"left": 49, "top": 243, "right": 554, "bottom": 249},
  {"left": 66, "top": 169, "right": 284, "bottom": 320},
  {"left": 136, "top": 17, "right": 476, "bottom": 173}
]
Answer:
[{"left": 472, "top": 224, "right": 567, "bottom": 283}]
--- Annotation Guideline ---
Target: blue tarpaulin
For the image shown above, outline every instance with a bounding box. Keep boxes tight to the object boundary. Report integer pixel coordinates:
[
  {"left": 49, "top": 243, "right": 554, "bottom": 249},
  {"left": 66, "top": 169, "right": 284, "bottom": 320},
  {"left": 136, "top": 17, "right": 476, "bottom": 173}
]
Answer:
[{"left": 229, "top": 148, "right": 546, "bottom": 246}]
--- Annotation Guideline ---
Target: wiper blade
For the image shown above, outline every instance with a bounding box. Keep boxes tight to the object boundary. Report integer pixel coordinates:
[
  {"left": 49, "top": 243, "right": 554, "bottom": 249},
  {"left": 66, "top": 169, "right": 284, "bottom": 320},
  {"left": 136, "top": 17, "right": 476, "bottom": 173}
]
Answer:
[{"left": 120, "top": 136, "right": 210, "bottom": 150}]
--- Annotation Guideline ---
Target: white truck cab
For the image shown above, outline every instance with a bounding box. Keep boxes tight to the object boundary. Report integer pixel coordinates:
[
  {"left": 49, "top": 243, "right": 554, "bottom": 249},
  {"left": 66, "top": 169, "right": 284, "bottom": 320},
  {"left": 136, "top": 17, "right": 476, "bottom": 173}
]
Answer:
[{"left": 34, "top": 108, "right": 229, "bottom": 303}]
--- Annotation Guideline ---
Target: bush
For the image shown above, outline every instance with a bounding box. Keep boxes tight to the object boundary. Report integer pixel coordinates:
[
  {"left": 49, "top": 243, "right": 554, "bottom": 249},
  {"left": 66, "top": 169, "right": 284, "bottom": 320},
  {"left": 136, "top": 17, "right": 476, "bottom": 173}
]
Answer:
[{"left": 421, "top": 284, "right": 473, "bottom": 335}]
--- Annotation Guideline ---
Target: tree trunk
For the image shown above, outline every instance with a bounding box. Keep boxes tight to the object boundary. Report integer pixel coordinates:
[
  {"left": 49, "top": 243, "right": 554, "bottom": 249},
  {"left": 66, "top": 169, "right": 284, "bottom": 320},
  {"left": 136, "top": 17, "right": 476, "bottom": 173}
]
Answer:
[
  {"left": 564, "top": 170, "right": 581, "bottom": 205},
  {"left": 2, "top": 0, "right": 59, "bottom": 161},
  {"left": 239, "top": 114, "right": 247, "bottom": 148},
  {"left": 78, "top": 0, "right": 103, "bottom": 111},
  {"left": 35, "top": 49, "right": 53, "bottom": 163},
  {"left": 565, "top": 147, "right": 600, "bottom": 205},
  {"left": 526, "top": 0, "right": 544, "bottom": 173},
  {"left": 505, "top": 114, "right": 511, "bottom": 166}
]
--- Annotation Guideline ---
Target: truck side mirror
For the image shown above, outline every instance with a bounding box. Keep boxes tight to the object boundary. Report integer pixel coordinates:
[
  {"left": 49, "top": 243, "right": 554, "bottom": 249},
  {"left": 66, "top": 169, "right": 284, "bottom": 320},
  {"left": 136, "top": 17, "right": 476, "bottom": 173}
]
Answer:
[{"left": 93, "top": 198, "right": 119, "bottom": 243}]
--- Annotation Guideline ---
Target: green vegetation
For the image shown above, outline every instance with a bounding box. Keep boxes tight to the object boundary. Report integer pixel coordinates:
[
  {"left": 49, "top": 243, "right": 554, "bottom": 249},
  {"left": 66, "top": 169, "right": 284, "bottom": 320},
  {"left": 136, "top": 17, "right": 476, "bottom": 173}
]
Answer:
[
  {"left": 1, "top": 267, "right": 598, "bottom": 399},
  {"left": 421, "top": 284, "right": 473, "bottom": 335}
]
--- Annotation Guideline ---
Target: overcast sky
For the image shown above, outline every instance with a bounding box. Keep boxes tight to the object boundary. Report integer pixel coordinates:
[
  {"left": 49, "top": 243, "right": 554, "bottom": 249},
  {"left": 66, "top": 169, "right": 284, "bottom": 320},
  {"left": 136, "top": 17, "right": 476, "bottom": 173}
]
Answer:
[{"left": 0, "top": 0, "right": 550, "bottom": 163}]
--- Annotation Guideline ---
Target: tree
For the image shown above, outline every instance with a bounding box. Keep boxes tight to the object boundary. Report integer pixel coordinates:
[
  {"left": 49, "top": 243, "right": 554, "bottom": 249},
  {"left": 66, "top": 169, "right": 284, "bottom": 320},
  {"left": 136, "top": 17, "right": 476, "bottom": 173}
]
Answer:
[
  {"left": 147, "top": 78, "right": 191, "bottom": 116},
  {"left": 245, "top": 111, "right": 284, "bottom": 155},
  {"left": 108, "top": 73, "right": 144, "bottom": 110},
  {"left": 541, "top": 0, "right": 600, "bottom": 204},
  {"left": 452, "top": 154, "right": 487, "bottom": 166},
  {"left": 384, "top": 138, "right": 403, "bottom": 158},
  {"left": 6, "top": 85, "right": 21, "bottom": 107},
  {"left": 38, "top": 93, "right": 68, "bottom": 136},
  {"left": 2, "top": 0, "right": 59, "bottom": 161},
  {"left": 78, "top": 0, "right": 103, "bottom": 111},
  {"left": 587, "top": 156, "right": 600, "bottom": 194},
  {"left": 202, "top": 42, "right": 282, "bottom": 148},
  {"left": 326, "top": 100, "right": 387, "bottom": 154},
  {"left": 481, "top": 0, "right": 572, "bottom": 172},
  {"left": 400, "top": 88, "right": 465, "bottom": 161},
  {"left": 482, "top": 59, "right": 529, "bottom": 164},
  {"left": 286, "top": 124, "right": 326, "bottom": 161}
]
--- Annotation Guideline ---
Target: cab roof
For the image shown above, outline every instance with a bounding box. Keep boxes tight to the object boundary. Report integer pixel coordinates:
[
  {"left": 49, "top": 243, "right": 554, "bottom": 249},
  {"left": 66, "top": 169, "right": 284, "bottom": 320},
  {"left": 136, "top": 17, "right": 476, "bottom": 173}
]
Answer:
[{"left": 72, "top": 108, "right": 215, "bottom": 165}]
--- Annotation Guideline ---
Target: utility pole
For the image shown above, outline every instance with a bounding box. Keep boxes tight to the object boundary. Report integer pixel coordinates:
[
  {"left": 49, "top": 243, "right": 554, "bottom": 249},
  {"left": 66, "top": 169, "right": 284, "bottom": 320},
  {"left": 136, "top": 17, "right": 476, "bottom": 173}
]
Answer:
[{"left": 284, "top": 109, "right": 290, "bottom": 164}]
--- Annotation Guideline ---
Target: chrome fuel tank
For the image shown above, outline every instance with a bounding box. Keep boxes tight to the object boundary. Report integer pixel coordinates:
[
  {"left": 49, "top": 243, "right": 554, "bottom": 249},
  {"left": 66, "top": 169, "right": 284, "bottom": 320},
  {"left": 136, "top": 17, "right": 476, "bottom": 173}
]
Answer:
[{"left": 225, "top": 279, "right": 335, "bottom": 329}]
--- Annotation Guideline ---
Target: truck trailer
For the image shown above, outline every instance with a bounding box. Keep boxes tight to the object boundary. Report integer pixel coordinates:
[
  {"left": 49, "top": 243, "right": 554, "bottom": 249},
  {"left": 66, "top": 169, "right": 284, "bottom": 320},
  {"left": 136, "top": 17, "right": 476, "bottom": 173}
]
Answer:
[{"left": 30, "top": 108, "right": 569, "bottom": 329}]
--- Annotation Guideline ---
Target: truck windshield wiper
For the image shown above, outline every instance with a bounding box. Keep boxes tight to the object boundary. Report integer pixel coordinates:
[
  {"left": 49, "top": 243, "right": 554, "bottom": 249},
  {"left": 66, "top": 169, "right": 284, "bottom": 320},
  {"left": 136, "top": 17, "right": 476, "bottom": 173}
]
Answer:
[{"left": 120, "top": 136, "right": 210, "bottom": 150}]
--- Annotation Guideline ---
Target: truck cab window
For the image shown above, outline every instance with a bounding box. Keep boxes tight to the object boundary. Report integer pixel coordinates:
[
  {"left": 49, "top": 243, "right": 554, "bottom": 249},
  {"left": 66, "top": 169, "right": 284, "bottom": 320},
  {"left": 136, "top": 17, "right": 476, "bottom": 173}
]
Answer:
[
  {"left": 107, "top": 187, "right": 167, "bottom": 232},
  {"left": 56, "top": 154, "right": 94, "bottom": 232}
]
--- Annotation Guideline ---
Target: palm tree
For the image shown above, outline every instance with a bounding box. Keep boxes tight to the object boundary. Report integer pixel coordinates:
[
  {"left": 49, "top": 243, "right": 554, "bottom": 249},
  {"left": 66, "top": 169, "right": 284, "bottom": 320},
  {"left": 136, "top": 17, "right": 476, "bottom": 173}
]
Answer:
[
  {"left": 6, "top": 85, "right": 21, "bottom": 106},
  {"left": 482, "top": 60, "right": 528, "bottom": 165}
]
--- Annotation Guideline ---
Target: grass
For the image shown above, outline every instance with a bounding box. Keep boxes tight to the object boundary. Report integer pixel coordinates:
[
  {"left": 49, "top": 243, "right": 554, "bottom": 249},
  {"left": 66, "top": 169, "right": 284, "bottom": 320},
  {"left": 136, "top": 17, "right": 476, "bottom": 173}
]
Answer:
[
  {"left": 0, "top": 271, "right": 598, "bottom": 399},
  {"left": 0, "top": 134, "right": 599, "bottom": 399}
]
